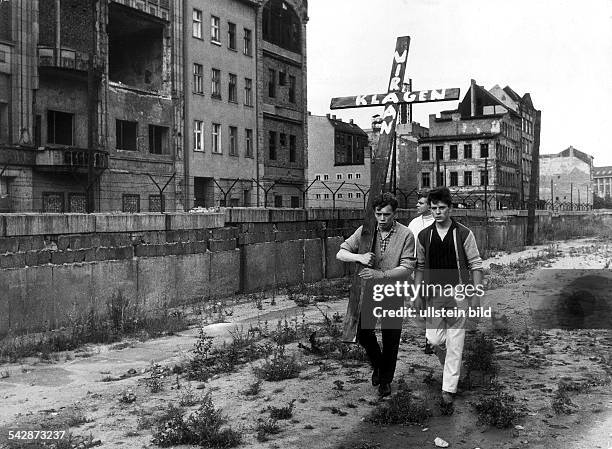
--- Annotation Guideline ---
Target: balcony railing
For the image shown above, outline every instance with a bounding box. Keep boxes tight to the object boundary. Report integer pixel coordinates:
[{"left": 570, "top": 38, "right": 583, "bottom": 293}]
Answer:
[
  {"left": 38, "top": 47, "right": 90, "bottom": 71},
  {"left": 36, "top": 147, "right": 109, "bottom": 172}
]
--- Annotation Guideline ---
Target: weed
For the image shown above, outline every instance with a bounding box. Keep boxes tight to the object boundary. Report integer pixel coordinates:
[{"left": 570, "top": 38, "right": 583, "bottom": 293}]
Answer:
[
  {"left": 270, "top": 319, "right": 299, "bottom": 345},
  {"left": 119, "top": 391, "right": 137, "bottom": 404},
  {"left": 254, "top": 344, "right": 302, "bottom": 381},
  {"left": 179, "top": 383, "right": 198, "bottom": 407},
  {"left": 255, "top": 418, "right": 281, "bottom": 442},
  {"left": 146, "top": 376, "right": 164, "bottom": 393},
  {"left": 472, "top": 391, "right": 521, "bottom": 428},
  {"left": 367, "top": 378, "right": 430, "bottom": 425},
  {"left": 551, "top": 381, "right": 581, "bottom": 414},
  {"left": 268, "top": 400, "right": 295, "bottom": 420},
  {"left": 463, "top": 332, "right": 497, "bottom": 375},
  {"left": 241, "top": 380, "right": 263, "bottom": 396}
]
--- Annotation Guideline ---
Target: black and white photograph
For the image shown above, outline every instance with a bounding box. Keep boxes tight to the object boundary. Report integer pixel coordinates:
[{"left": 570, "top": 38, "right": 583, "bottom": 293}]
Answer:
[{"left": 0, "top": 0, "right": 611, "bottom": 448}]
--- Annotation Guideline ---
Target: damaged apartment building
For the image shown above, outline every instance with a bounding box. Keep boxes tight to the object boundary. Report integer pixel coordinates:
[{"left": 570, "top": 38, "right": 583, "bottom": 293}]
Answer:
[
  {"left": 184, "top": 0, "right": 308, "bottom": 208},
  {"left": 0, "top": 0, "right": 308, "bottom": 212},
  {"left": 0, "top": 0, "right": 184, "bottom": 212}
]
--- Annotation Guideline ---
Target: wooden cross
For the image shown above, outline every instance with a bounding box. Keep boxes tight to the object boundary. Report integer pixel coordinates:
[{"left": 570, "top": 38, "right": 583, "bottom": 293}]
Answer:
[{"left": 329, "top": 36, "right": 461, "bottom": 342}]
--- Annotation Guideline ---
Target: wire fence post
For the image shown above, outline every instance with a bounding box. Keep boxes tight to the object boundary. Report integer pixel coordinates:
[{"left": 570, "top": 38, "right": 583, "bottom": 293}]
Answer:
[
  {"left": 213, "top": 178, "right": 240, "bottom": 207},
  {"left": 146, "top": 172, "right": 176, "bottom": 213},
  {"left": 252, "top": 179, "right": 277, "bottom": 208}
]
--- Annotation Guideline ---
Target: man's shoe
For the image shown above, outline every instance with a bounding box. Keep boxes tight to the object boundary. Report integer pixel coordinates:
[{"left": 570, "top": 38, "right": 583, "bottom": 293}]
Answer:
[
  {"left": 424, "top": 338, "right": 434, "bottom": 354},
  {"left": 378, "top": 383, "right": 391, "bottom": 397},
  {"left": 371, "top": 368, "right": 380, "bottom": 387},
  {"left": 441, "top": 391, "right": 454, "bottom": 405}
]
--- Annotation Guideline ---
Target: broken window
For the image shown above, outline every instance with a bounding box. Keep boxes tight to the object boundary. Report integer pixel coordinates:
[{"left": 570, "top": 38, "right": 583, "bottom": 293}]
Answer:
[
  {"left": 47, "top": 110, "right": 74, "bottom": 145},
  {"left": 149, "top": 125, "right": 168, "bottom": 154},
  {"left": 108, "top": 3, "right": 164, "bottom": 91},
  {"left": 116, "top": 119, "right": 138, "bottom": 151},
  {"left": 262, "top": 0, "right": 302, "bottom": 54}
]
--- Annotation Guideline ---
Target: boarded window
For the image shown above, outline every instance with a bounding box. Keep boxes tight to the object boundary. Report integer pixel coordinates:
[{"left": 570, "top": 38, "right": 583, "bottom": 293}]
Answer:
[
  {"left": 122, "top": 194, "right": 140, "bottom": 212},
  {"left": 43, "top": 192, "right": 64, "bottom": 212}
]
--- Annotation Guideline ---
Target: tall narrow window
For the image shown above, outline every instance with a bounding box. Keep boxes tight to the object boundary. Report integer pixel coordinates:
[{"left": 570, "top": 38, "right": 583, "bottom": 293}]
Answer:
[
  {"left": 288, "top": 75, "right": 296, "bottom": 103},
  {"left": 243, "top": 28, "right": 252, "bottom": 56},
  {"left": 193, "top": 63, "right": 203, "bottom": 94},
  {"left": 421, "top": 146, "right": 430, "bottom": 161},
  {"left": 228, "top": 22, "right": 236, "bottom": 50},
  {"left": 228, "top": 73, "right": 237, "bottom": 103},
  {"left": 480, "top": 170, "right": 489, "bottom": 186},
  {"left": 435, "top": 145, "right": 444, "bottom": 160},
  {"left": 115, "top": 119, "right": 136, "bottom": 151},
  {"left": 48, "top": 110, "right": 74, "bottom": 145},
  {"left": 211, "top": 68, "right": 221, "bottom": 98},
  {"left": 229, "top": 126, "right": 237, "bottom": 156},
  {"left": 450, "top": 144, "right": 458, "bottom": 160},
  {"left": 193, "top": 120, "right": 203, "bottom": 151},
  {"left": 245, "top": 128, "right": 253, "bottom": 157},
  {"left": 269, "top": 131, "right": 277, "bottom": 160},
  {"left": 244, "top": 78, "right": 253, "bottom": 106},
  {"left": 289, "top": 134, "right": 296, "bottom": 162},
  {"left": 192, "top": 9, "right": 202, "bottom": 38},
  {"left": 421, "top": 172, "right": 430, "bottom": 188},
  {"left": 148, "top": 125, "right": 168, "bottom": 154},
  {"left": 480, "top": 143, "right": 489, "bottom": 158},
  {"left": 212, "top": 123, "right": 221, "bottom": 153},
  {"left": 268, "top": 69, "right": 276, "bottom": 98},
  {"left": 450, "top": 171, "right": 458, "bottom": 186},
  {"left": 464, "top": 171, "right": 472, "bottom": 186},
  {"left": 211, "top": 15, "right": 220, "bottom": 43},
  {"left": 464, "top": 144, "right": 472, "bottom": 159}
]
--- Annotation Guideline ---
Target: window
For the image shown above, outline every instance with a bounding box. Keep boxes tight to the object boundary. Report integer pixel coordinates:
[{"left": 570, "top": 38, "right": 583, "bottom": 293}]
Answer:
[
  {"left": 436, "top": 172, "right": 444, "bottom": 186},
  {"left": 323, "top": 174, "right": 329, "bottom": 181},
  {"left": 421, "top": 146, "right": 430, "bottom": 161},
  {"left": 291, "top": 196, "right": 299, "bottom": 208},
  {"left": 212, "top": 123, "right": 221, "bottom": 153},
  {"left": 211, "top": 68, "right": 221, "bottom": 98},
  {"left": 243, "top": 28, "right": 252, "bottom": 56},
  {"left": 268, "top": 69, "right": 276, "bottom": 97},
  {"left": 149, "top": 194, "right": 164, "bottom": 212},
  {"left": 43, "top": 192, "right": 65, "bottom": 212},
  {"left": 315, "top": 194, "right": 321, "bottom": 200},
  {"left": 269, "top": 131, "right": 277, "bottom": 160},
  {"left": 464, "top": 171, "right": 472, "bottom": 186},
  {"left": 245, "top": 128, "right": 253, "bottom": 157},
  {"left": 193, "top": 120, "right": 203, "bottom": 151},
  {"left": 279, "top": 71, "right": 286, "bottom": 86},
  {"left": 229, "top": 126, "right": 238, "bottom": 156},
  {"left": 348, "top": 192, "right": 353, "bottom": 198},
  {"left": 356, "top": 192, "right": 362, "bottom": 198},
  {"left": 262, "top": 0, "right": 302, "bottom": 54},
  {"left": 324, "top": 193, "right": 330, "bottom": 199},
  {"left": 347, "top": 173, "right": 353, "bottom": 180},
  {"left": 289, "top": 75, "right": 296, "bottom": 103},
  {"left": 48, "top": 110, "right": 74, "bottom": 145},
  {"left": 338, "top": 193, "right": 343, "bottom": 199},
  {"left": 480, "top": 143, "right": 489, "bottom": 158},
  {"left": 192, "top": 9, "right": 202, "bottom": 38},
  {"left": 193, "top": 63, "right": 203, "bottom": 94},
  {"left": 149, "top": 125, "right": 168, "bottom": 154},
  {"left": 228, "top": 22, "right": 236, "bottom": 50},
  {"left": 289, "top": 135, "right": 296, "bottom": 162},
  {"left": 355, "top": 173, "right": 361, "bottom": 179},
  {"left": 115, "top": 119, "right": 137, "bottom": 151},
  {"left": 450, "top": 145, "right": 458, "bottom": 160},
  {"left": 211, "top": 15, "right": 220, "bottom": 43},
  {"left": 464, "top": 144, "right": 472, "bottom": 159},
  {"left": 122, "top": 194, "right": 140, "bottom": 212},
  {"left": 450, "top": 171, "right": 458, "bottom": 186},
  {"left": 274, "top": 195, "right": 283, "bottom": 207},
  {"left": 422, "top": 172, "right": 430, "bottom": 188},
  {"left": 244, "top": 78, "right": 253, "bottom": 106},
  {"left": 480, "top": 170, "right": 489, "bottom": 186},
  {"left": 315, "top": 175, "right": 321, "bottom": 181},
  {"left": 280, "top": 132, "right": 287, "bottom": 148},
  {"left": 435, "top": 145, "right": 444, "bottom": 160},
  {"left": 336, "top": 174, "right": 342, "bottom": 180},
  {"left": 228, "top": 73, "right": 237, "bottom": 103}
]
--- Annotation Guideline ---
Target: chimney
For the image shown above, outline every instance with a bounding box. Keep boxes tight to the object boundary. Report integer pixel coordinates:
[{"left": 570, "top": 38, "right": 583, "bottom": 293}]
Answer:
[
  {"left": 349, "top": 119, "right": 354, "bottom": 124},
  {"left": 470, "top": 79, "right": 477, "bottom": 117},
  {"left": 332, "top": 115, "right": 336, "bottom": 120},
  {"left": 326, "top": 113, "right": 331, "bottom": 119}
]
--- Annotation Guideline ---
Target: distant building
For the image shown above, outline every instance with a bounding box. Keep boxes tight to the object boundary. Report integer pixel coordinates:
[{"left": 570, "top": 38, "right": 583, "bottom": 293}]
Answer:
[
  {"left": 417, "top": 80, "right": 540, "bottom": 209},
  {"left": 307, "top": 113, "right": 370, "bottom": 208},
  {"left": 539, "top": 146, "right": 593, "bottom": 208},
  {"left": 593, "top": 166, "right": 612, "bottom": 199}
]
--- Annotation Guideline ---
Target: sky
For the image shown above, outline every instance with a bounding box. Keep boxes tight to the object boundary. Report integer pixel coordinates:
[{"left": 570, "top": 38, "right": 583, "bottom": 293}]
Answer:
[{"left": 306, "top": 0, "right": 612, "bottom": 165}]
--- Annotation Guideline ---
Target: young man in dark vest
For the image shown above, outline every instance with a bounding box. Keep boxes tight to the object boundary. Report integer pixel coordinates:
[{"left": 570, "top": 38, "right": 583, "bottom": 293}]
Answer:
[
  {"left": 336, "top": 193, "right": 416, "bottom": 397},
  {"left": 413, "top": 187, "right": 484, "bottom": 408}
]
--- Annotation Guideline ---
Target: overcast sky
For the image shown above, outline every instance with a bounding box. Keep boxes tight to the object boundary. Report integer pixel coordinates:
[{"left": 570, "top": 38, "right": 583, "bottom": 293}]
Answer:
[{"left": 306, "top": 0, "right": 612, "bottom": 165}]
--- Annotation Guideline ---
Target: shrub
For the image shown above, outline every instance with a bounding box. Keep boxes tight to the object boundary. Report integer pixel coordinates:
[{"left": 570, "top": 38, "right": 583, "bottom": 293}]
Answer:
[
  {"left": 472, "top": 391, "right": 521, "bottom": 428},
  {"left": 254, "top": 344, "right": 302, "bottom": 381},
  {"left": 268, "top": 400, "right": 295, "bottom": 420},
  {"left": 367, "top": 379, "right": 431, "bottom": 425}
]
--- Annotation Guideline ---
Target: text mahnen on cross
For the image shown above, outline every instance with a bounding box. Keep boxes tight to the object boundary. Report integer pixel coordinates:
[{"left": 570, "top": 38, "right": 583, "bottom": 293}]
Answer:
[{"left": 329, "top": 36, "right": 460, "bottom": 342}]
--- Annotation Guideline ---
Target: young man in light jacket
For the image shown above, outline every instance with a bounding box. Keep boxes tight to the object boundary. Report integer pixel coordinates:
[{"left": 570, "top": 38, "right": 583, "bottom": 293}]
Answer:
[{"left": 413, "top": 187, "right": 484, "bottom": 409}]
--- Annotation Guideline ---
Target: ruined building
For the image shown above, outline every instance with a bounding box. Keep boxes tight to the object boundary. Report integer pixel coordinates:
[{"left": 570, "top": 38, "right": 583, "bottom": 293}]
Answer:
[
  {"left": 417, "top": 80, "right": 540, "bottom": 210},
  {"left": 0, "top": 0, "right": 184, "bottom": 212},
  {"left": 184, "top": 0, "right": 308, "bottom": 209},
  {"left": 0, "top": 0, "right": 309, "bottom": 212}
]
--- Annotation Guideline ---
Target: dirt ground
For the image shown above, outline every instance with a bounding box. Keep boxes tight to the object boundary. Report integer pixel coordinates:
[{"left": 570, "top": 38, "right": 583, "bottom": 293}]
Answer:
[{"left": 1, "top": 238, "right": 611, "bottom": 449}]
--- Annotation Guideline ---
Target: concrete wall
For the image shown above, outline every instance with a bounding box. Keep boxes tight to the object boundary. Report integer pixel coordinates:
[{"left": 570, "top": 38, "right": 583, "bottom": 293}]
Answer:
[{"left": 1, "top": 208, "right": 608, "bottom": 336}]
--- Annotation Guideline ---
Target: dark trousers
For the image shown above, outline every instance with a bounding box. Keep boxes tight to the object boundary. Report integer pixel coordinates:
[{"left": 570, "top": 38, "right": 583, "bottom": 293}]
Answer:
[{"left": 357, "top": 294, "right": 403, "bottom": 385}]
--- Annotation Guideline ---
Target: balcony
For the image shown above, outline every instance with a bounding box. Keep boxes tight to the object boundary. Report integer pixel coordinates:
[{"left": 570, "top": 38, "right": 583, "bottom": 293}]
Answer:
[
  {"left": 38, "top": 46, "right": 90, "bottom": 72},
  {"left": 35, "top": 147, "right": 109, "bottom": 174}
]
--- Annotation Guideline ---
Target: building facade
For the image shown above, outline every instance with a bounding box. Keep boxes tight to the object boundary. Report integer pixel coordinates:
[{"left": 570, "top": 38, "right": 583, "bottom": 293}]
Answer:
[
  {"left": 417, "top": 80, "right": 540, "bottom": 210},
  {"left": 1, "top": 0, "right": 184, "bottom": 213},
  {"left": 594, "top": 166, "right": 612, "bottom": 200},
  {"left": 539, "top": 146, "right": 593, "bottom": 209},
  {"left": 307, "top": 113, "right": 370, "bottom": 209}
]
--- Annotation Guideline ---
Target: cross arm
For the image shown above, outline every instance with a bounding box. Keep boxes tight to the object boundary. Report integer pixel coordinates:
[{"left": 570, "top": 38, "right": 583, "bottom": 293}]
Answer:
[{"left": 330, "top": 87, "right": 460, "bottom": 110}]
